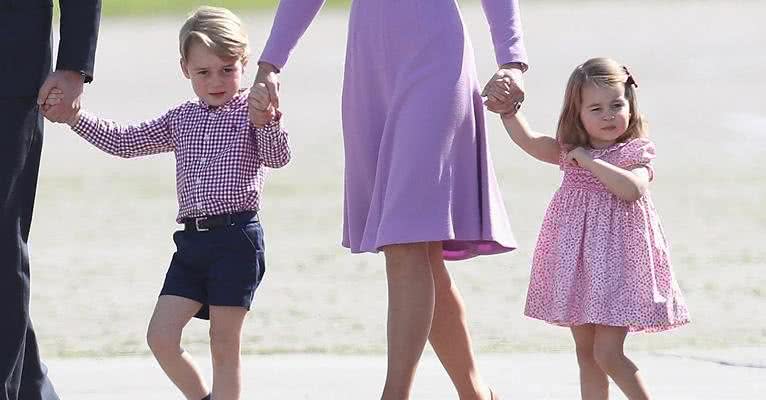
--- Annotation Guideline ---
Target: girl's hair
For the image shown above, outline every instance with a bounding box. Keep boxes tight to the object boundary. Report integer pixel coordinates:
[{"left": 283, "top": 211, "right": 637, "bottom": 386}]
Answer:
[
  {"left": 179, "top": 6, "right": 249, "bottom": 62},
  {"left": 556, "top": 57, "right": 647, "bottom": 148}
]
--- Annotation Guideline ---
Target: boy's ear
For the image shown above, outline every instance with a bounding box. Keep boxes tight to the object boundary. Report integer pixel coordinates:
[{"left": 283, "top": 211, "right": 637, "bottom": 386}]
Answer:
[{"left": 180, "top": 58, "right": 191, "bottom": 79}]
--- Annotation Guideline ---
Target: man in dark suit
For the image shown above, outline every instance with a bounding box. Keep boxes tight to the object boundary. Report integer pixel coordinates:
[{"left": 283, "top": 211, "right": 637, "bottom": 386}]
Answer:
[{"left": 0, "top": 1, "right": 100, "bottom": 399}]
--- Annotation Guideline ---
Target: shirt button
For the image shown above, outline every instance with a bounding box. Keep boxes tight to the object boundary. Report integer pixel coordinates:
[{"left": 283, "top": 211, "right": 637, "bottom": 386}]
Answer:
[
  {"left": 195, "top": 177, "right": 202, "bottom": 184},
  {"left": 197, "top": 202, "right": 204, "bottom": 209},
  {"left": 199, "top": 157, "right": 207, "bottom": 164}
]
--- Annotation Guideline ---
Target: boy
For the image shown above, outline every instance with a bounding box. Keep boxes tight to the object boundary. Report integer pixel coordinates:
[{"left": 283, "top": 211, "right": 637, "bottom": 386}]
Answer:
[{"left": 43, "top": 7, "right": 286, "bottom": 400}]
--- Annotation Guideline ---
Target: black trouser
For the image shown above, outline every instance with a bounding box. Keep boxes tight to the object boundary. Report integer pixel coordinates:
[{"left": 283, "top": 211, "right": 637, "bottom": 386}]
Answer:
[{"left": 0, "top": 97, "right": 58, "bottom": 400}]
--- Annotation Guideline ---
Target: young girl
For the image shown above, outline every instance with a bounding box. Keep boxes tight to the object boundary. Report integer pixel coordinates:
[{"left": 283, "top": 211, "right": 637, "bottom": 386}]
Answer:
[
  {"left": 43, "top": 7, "right": 286, "bottom": 400},
  {"left": 488, "top": 57, "right": 690, "bottom": 399}
]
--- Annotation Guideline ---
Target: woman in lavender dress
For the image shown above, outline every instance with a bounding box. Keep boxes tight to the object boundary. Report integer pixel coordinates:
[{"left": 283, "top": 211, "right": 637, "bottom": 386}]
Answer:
[{"left": 251, "top": 1, "right": 528, "bottom": 398}]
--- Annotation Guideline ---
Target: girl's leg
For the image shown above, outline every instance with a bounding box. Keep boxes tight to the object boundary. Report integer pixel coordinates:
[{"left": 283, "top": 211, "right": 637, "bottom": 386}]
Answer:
[
  {"left": 208, "top": 305, "right": 248, "bottom": 400},
  {"left": 426, "top": 242, "right": 491, "bottom": 400},
  {"left": 592, "top": 325, "right": 651, "bottom": 400},
  {"left": 146, "top": 295, "right": 209, "bottom": 400},
  {"left": 571, "top": 324, "right": 609, "bottom": 400},
  {"left": 381, "top": 242, "right": 435, "bottom": 400}
]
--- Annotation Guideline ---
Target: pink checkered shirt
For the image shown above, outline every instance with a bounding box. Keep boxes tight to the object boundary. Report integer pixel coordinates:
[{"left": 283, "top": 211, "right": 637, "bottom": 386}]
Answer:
[{"left": 72, "top": 89, "right": 290, "bottom": 222}]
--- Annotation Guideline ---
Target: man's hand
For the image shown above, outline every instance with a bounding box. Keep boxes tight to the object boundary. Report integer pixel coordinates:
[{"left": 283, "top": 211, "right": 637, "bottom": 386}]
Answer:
[
  {"left": 41, "top": 88, "right": 81, "bottom": 126},
  {"left": 37, "top": 70, "right": 84, "bottom": 124}
]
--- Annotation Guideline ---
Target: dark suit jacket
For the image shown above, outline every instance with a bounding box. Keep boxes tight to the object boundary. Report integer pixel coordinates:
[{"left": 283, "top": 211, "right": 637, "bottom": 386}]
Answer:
[{"left": 0, "top": 0, "right": 100, "bottom": 97}]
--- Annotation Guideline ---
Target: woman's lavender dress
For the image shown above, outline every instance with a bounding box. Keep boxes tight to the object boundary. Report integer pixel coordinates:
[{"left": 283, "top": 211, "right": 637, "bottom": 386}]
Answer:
[{"left": 261, "top": 0, "right": 528, "bottom": 260}]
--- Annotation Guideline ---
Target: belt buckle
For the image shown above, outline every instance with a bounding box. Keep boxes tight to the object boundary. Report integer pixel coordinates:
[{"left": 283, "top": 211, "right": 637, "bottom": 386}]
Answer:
[{"left": 194, "top": 217, "right": 209, "bottom": 232}]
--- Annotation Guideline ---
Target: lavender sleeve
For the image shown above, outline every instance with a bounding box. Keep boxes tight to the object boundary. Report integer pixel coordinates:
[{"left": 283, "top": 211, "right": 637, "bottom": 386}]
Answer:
[
  {"left": 259, "top": 0, "right": 326, "bottom": 69},
  {"left": 480, "top": 0, "right": 529, "bottom": 67}
]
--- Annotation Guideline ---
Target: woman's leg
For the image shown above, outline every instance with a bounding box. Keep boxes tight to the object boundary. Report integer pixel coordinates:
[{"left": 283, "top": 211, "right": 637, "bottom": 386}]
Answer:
[
  {"left": 426, "top": 242, "right": 491, "bottom": 400},
  {"left": 381, "top": 242, "right": 435, "bottom": 400},
  {"left": 208, "top": 306, "right": 249, "bottom": 400},
  {"left": 592, "top": 325, "right": 651, "bottom": 400},
  {"left": 146, "top": 295, "right": 209, "bottom": 400},
  {"left": 571, "top": 324, "right": 609, "bottom": 400}
]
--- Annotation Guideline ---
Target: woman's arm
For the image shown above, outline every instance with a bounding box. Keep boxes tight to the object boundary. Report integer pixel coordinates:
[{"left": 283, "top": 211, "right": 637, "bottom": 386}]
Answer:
[
  {"left": 480, "top": 0, "right": 528, "bottom": 67},
  {"left": 480, "top": 0, "right": 529, "bottom": 116},
  {"left": 252, "top": 0, "right": 325, "bottom": 118},
  {"left": 259, "top": 0, "right": 326, "bottom": 71},
  {"left": 501, "top": 112, "right": 561, "bottom": 165}
]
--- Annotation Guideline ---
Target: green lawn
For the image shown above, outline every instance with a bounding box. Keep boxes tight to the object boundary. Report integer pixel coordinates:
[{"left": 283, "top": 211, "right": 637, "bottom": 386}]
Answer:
[{"left": 61, "top": 0, "right": 351, "bottom": 17}]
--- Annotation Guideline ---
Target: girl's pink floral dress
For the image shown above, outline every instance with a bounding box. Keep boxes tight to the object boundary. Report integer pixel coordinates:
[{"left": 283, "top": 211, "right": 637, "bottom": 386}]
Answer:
[{"left": 524, "top": 138, "right": 690, "bottom": 332}]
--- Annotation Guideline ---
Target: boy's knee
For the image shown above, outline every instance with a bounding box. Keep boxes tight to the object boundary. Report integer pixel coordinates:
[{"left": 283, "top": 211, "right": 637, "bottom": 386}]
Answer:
[{"left": 146, "top": 327, "right": 182, "bottom": 355}]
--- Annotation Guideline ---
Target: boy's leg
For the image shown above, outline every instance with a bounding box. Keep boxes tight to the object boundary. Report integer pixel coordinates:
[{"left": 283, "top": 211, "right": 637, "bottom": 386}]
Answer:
[
  {"left": 592, "top": 325, "right": 651, "bottom": 400},
  {"left": 571, "top": 324, "right": 608, "bottom": 400},
  {"left": 147, "top": 295, "right": 209, "bottom": 400},
  {"left": 426, "top": 242, "right": 491, "bottom": 400},
  {"left": 209, "top": 306, "right": 248, "bottom": 400}
]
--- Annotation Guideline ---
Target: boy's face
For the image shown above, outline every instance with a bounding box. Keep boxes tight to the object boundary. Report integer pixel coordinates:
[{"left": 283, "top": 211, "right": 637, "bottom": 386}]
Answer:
[{"left": 181, "top": 41, "right": 245, "bottom": 107}]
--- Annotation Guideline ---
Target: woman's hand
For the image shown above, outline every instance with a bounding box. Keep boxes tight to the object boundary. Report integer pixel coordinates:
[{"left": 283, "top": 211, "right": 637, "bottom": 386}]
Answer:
[
  {"left": 249, "top": 83, "right": 277, "bottom": 126},
  {"left": 482, "top": 64, "right": 525, "bottom": 117},
  {"left": 249, "top": 62, "right": 281, "bottom": 127}
]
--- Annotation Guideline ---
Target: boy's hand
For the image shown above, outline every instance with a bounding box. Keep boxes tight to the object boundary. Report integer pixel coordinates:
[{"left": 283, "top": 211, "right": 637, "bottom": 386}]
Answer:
[
  {"left": 248, "top": 82, "right": 277, "bottom": 127},
  {"left": 565, "top": 147, "right": 593, "bottom": 167},
  {"left": 42, "top": 88, "right": 81, "bottom": 126},
  {"left": 249, "top": 82, "right": 271, "bottom": 110},
  {"left": 37, "top": 70, "right": 83, "bottom": 124}
]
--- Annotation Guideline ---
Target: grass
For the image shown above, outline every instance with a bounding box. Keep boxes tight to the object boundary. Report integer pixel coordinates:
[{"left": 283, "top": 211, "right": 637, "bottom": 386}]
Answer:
[{"left": 101, "top": 0, "right": 350, "bottom": 16}]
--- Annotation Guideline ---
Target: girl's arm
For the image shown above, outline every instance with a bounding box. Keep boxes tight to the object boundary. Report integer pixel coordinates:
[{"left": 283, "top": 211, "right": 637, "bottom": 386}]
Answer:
[
  {"left": 67, "top": 108, "right": 175, "bottom": 158},
  {"left": 567, "top": 148, "right": 650, "bottom": 201},
  {"left": 501, "top": 112, "right": 561, "bottom": 165},
  {"left": 251, "top": 114, "right": 291, "bottom": 169}
]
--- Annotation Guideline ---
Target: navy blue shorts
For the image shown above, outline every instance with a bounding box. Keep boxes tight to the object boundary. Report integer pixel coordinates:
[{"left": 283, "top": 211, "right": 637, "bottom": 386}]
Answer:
[{"left": 159, "top": 215, "right": 265, "bottom": 320}]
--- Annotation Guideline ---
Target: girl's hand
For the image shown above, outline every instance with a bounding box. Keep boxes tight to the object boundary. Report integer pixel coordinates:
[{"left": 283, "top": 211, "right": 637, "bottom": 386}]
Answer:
[
  {"left": 565, "top": 147, "right": 593, "bottom": 167},
  {"left": 482, "top": 65, "right": 525, "bottom": 117}
]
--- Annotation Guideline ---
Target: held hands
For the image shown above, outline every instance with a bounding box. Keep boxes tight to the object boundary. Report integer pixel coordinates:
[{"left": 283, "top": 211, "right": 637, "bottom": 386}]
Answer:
[
  {"left": 248, "top": 62, "right": 281, "bottom": 127},
  {"left": 482, "top": 65, "right": 525, "bottom": 117},
  {"left": 40, "top": 88, "right": 81, "bottom": 126},
  {"left": 248, "top": 82, "right": 277, "bottom": 126},
  {"left": 37, "top": 70, "right": 84, "bottom": 126},
  {"left": 565, "top": 147, "right": 593, "bottom": 168}
]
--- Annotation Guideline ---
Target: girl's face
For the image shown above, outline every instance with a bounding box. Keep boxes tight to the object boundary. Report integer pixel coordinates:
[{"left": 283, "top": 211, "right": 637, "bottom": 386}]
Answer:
[
  {"left": 579, "top": 82, "right": 630, "bottom": 149},
  {"left": 181, "top": 41, "right": 245, "bottom": 107}
]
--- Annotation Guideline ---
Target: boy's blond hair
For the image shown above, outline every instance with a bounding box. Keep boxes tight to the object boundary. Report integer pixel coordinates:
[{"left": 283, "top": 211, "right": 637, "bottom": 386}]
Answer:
[
  {"left": 556, "top": 57, "right": 647, "bottom": 148},
  {"left": 179, "top": 6, "right": 249, "bottom": 62}
]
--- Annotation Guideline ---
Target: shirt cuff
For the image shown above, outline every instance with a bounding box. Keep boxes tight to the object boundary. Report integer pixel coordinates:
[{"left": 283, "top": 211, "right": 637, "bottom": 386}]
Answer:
[
  {"left": 72, "top": 111, "right": 97, "bottom": 137},
  {"left": 253, "top": 111, "right": 285, "bottom": 136}
]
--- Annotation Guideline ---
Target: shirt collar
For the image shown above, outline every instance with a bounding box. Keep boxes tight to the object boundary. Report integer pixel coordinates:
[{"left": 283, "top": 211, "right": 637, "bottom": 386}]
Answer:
[{"left": 198, "top": 88, "right": 249, "bottom": 112}]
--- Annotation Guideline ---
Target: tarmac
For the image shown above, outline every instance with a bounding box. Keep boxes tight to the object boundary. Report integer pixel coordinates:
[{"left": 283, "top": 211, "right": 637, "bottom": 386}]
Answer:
[{"left": 48, "top": 348, "right": 765, "bottom": 399}]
